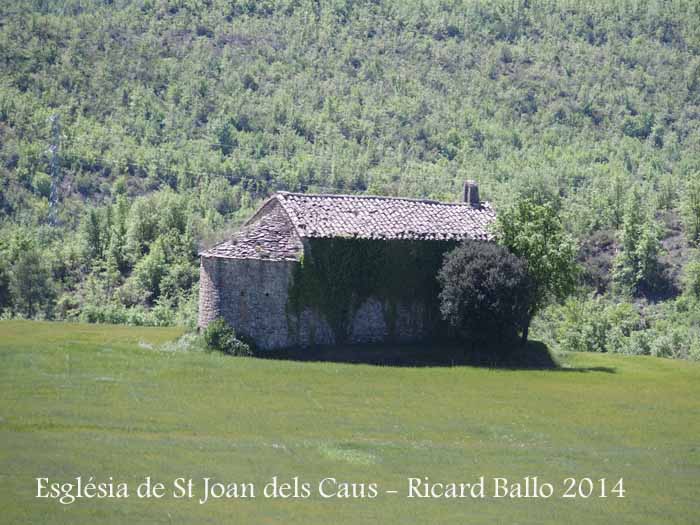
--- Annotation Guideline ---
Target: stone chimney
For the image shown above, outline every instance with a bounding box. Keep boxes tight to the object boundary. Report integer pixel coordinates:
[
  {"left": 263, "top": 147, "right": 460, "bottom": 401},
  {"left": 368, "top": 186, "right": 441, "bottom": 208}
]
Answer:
[{"left": 463, "top": 180, "right": 480, "bottom": 207}]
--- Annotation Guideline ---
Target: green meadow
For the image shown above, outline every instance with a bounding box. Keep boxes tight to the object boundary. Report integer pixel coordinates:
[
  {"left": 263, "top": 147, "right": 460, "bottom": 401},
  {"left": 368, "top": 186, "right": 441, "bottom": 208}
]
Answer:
[{"left": 1, "top": 320, "right": 698, "bottom": 524}]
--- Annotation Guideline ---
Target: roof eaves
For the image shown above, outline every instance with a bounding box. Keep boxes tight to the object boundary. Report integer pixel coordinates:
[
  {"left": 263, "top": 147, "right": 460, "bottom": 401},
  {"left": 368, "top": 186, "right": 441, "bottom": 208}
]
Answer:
[{"left": 199, "top": 252, "right": 300, "bottom": 262}]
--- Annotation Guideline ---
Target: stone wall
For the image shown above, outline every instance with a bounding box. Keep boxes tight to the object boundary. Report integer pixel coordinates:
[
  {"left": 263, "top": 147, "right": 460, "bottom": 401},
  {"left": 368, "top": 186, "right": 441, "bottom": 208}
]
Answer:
[
  {"left": 198, "top": 256, "right": 298, "bottom": 350},
  {"left": 197, "top": 255, "right": 221, "bottom": 329},
  {"left": 198, "top": 256, "right": 433, "bottom": 350}
]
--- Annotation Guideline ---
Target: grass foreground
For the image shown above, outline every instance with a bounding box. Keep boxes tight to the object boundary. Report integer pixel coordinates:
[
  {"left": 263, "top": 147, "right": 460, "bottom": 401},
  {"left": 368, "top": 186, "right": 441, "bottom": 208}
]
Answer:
[{"left": 1, "top": 320, "right": 699, "bottom": 524}]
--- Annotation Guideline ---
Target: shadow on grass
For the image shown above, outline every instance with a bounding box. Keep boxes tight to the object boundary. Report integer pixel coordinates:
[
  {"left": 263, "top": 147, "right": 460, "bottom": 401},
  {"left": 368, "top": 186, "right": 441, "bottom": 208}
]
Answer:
[
  {"left": 553, "top": 365, "right": 616, "bottom": 373},
  {"left": 257, "top": 340, "right": 616, "bottom": 372}
]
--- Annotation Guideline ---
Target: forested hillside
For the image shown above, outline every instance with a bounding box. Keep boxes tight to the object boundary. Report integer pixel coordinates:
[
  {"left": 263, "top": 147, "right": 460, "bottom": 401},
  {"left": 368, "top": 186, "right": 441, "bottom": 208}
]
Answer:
[{"left": 1, "top": 0, "right": 700, "bottom": 357}]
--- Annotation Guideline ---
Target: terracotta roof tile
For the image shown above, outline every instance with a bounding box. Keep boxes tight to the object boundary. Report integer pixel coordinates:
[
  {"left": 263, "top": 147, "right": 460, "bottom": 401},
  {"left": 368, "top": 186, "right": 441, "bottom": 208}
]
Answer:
[
  {"left": 277, "top": 192, "right": 495, "bottom": 242},
  {"left": 201, "top": 191, "right": 496, "bottom": 260}
]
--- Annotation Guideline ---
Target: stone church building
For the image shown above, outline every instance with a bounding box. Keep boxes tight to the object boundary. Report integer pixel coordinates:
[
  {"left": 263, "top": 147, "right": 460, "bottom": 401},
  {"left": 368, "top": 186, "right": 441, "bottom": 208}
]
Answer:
[{"left": 198, "top": 181, "right": 496, "bottom": 350}]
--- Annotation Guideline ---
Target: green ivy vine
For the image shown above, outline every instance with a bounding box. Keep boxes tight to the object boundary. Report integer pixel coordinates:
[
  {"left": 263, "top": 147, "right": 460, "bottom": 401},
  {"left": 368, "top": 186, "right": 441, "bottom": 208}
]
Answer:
[{"left": 287, "top": 238, "right": 454, "bottom": 343}]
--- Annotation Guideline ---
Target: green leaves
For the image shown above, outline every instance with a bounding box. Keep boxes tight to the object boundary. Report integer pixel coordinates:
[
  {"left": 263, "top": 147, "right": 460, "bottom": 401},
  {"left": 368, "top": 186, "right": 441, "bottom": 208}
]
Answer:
[
  {"left": 288, "top": 238, "right": 449, "bottom": 342},
  {"left": 438, "top": 240, "right": 535, "bottom": 344},
  {"left": 681, "top": 175, "right": 700, "bottom": 246},
  {"left": 612, "top": 187, "right": 664, "bottom": 296},
  {"left": 2, "top": 0, "right": 700, "bottom": 328},
  {"left": 495, "top": 199, "right": 579, "bottom": 317}
]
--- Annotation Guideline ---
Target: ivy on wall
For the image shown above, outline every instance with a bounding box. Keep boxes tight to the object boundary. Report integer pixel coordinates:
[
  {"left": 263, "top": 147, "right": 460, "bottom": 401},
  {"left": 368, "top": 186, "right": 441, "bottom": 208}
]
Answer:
[{"left": 287, "top": 238, "right": 454, "bottom": 343}]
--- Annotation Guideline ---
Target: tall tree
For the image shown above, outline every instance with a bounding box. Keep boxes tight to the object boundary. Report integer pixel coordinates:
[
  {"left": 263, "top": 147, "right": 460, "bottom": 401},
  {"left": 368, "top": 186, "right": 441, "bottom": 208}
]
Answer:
[
  {"left": 81, "top": 208, "right": 105, "bottom": 262},
  {"left": 612, "top": 188, "right": 663, "bottom": 295},
  {"left": 681, "top": 175, "right": 700, "bottom": 246},
  {"left": 8, "top": 241, "right": 54, "bottom": 318},
  {"left": 495, "top": 200, "right": 578, "bottom": 343}
]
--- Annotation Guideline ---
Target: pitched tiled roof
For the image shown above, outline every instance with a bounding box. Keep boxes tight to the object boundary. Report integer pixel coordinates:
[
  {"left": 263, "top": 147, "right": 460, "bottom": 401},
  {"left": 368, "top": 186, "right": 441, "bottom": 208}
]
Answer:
[
  {"left": 275, "top": 192, "right": 496, "bottom": 241},
  {"left": 201, "top": 199, "right": 302, "bottom": 261},
  {"left": 201, "top": 191, "right": 496, "bottom": 260}
]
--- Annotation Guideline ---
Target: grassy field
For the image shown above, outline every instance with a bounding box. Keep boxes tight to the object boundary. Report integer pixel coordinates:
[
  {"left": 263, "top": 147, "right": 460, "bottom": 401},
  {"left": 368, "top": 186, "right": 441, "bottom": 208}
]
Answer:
[{"left": 1, "top": 320, "right": 698, "bottom": 524}]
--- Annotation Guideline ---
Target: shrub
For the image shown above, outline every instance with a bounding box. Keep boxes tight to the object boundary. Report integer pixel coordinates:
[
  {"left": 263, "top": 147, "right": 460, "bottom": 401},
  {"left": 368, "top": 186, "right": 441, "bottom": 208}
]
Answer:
[
  {"left": 535, "top": 296, "right": 643, "bottom": 355},
  {"left": 203, "top": 318, "right": 253, "bottom": 357},
  {"left": 690, "top": 339, "right": 700, "bottom": 362},
  {"left": 32, "top": 172, "right": 52, "bottom": 198},
  {"left": 0, "top": 258, "right": 10, "bottom": 311},
  {"left": 158, "top": 332, "right": 207, "bottom": 353},
  {"left": 437, "top": 241, "right": 535, "bottom": 344},
  {"left": 534, "top": 294, "right": 700, "bottom": 360},
  {"left": 621, "top": 330, "right": 653, "bottom": 356},
  {"left": 649, "top": 327, "right": 688, "bottom": 359},
  {"left": 682, "top": 252, "right": 700, "bottom": 300}
]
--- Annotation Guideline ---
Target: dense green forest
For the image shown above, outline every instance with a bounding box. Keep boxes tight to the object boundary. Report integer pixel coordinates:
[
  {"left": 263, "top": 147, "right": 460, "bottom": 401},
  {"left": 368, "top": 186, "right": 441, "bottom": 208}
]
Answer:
[{"left": 1, "top": 0, "right": 699, "bottom": 358}]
